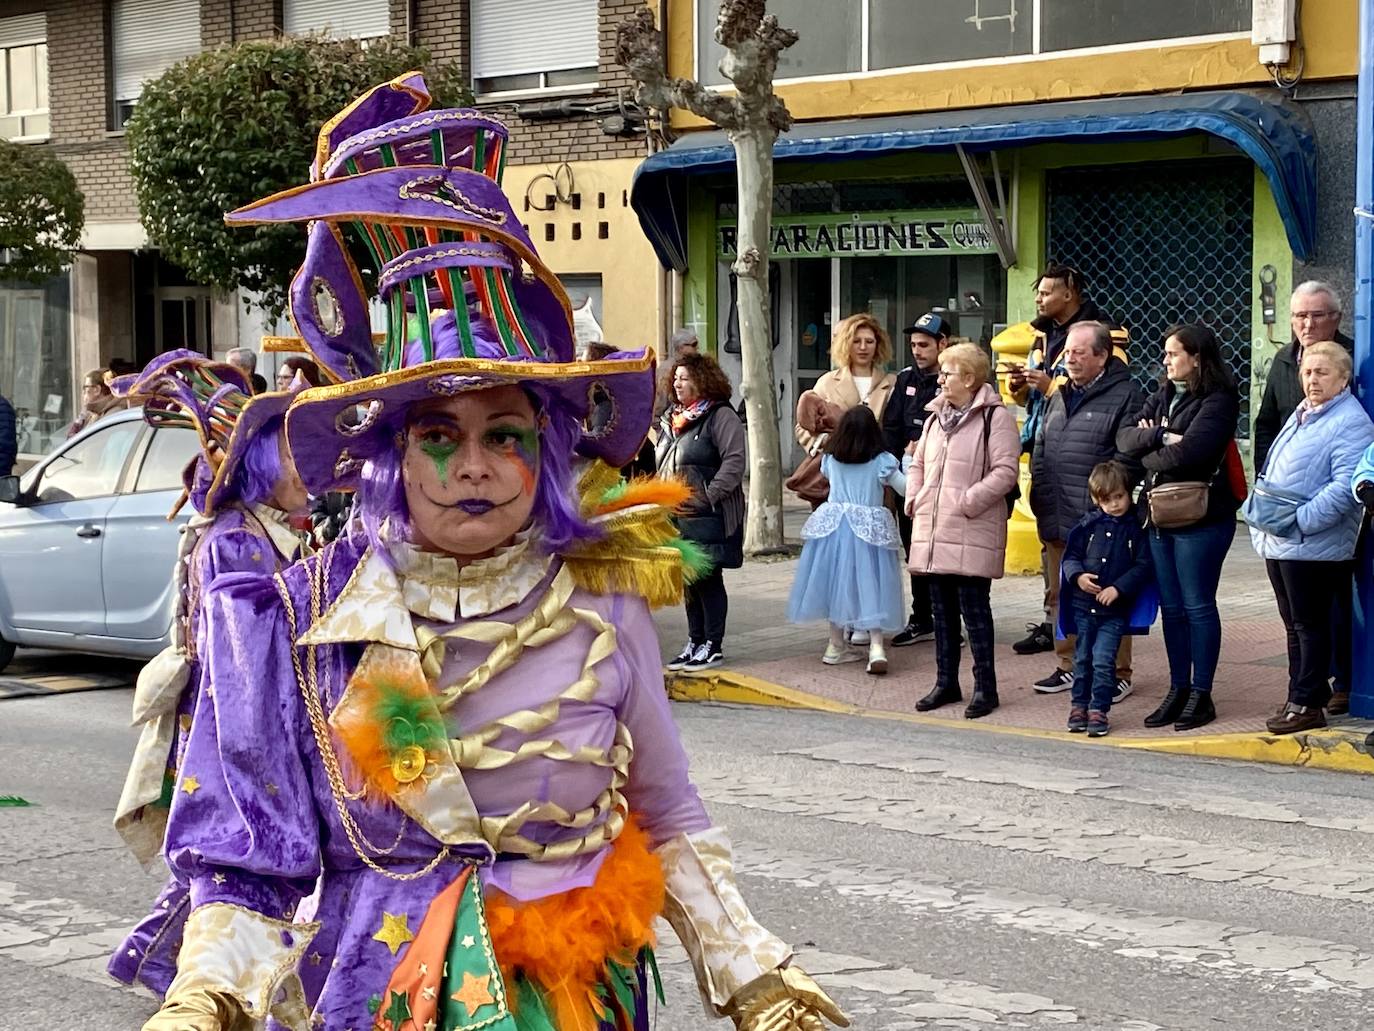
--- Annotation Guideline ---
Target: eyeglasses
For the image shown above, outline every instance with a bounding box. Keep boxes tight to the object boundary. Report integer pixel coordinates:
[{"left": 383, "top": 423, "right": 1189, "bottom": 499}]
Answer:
[{"left": 1292, "top": 311, "right": 1338, "bottom": 322}]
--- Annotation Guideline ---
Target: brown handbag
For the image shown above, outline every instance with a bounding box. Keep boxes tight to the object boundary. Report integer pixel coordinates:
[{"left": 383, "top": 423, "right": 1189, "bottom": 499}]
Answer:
[
  {"left": 784, "top": 451, "right": 830, "bottom": 504},
  {"left": 1147, "top": 481, "right": 1210, "bottom": 529}
]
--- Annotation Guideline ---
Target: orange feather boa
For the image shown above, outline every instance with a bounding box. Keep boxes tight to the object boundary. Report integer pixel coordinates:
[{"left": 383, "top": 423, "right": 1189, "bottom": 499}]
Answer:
[{"left": 484, "top": 818, "right": 665, "bottom": 1031}]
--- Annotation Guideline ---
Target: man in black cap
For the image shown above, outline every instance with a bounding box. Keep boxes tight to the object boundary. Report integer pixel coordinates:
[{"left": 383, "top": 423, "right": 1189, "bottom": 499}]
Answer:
[{"left": 883, "top": 312, "right": 952, "bottom": 646}]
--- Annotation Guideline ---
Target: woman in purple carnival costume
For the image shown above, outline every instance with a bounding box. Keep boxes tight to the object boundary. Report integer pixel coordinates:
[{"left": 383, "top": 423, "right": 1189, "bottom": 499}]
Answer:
[
  {"left": 137, "top": 75, "right": 846, "bottom": 1031},
  {"left": 108, "top": 355, "right": 311, "bottom": 997}
]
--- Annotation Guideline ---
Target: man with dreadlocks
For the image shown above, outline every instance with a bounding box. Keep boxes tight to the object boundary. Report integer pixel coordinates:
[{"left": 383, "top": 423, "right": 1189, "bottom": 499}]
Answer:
[
  {"left": 136, "top": 76, "right": 846, "bottom": 1031},
  {"left": 107, "top": 354, "right": 311, "bottom": 997}
]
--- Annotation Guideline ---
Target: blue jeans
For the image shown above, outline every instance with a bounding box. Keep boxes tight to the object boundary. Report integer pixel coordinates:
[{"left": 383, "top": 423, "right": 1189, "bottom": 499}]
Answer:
[
  {"left": 1071, "top": 603, "right": 1128, "bottom": 713},
  {"left": 1149, "top": 518, "right": 1236, "bottom": 693}
]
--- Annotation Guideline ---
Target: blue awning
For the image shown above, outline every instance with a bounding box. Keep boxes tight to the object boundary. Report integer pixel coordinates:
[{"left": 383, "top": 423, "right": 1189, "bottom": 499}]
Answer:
[{"left": 631, "top": 91, "right": 1317, "bottom": 271}]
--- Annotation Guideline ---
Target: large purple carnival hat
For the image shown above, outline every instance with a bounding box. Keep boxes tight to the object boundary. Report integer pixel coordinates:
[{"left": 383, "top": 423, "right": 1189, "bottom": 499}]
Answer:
[
  {"left": 113, "top": 349, "right": 298, "bottom": 515},
  {"left": 225, "top": 73, "right": 655, "bottom": 495}
]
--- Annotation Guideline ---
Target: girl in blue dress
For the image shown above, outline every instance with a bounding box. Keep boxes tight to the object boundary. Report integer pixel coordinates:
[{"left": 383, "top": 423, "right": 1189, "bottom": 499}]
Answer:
[{"left": 787, "top": 405, "right": 908, "bottom": 674}]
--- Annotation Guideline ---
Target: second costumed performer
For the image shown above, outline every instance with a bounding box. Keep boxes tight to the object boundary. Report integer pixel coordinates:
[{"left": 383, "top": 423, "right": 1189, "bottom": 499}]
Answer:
[{"left": 142, "top": 74, "right": 847, "bottom": 1031}]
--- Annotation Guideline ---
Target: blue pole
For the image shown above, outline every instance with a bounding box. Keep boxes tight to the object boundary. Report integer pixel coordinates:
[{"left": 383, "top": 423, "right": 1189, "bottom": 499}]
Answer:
[{"left": 1352, "top": 0, "right": 1374, "bottom": 718}]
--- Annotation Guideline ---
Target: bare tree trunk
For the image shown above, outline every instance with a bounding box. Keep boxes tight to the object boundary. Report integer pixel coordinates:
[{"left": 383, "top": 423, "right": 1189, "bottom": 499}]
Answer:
[
  {"left": 732, "top": 129, "right": 785, "bottom": 551},
  {"left": 616, "top": 1, "right": 797, "bottom": 555}
]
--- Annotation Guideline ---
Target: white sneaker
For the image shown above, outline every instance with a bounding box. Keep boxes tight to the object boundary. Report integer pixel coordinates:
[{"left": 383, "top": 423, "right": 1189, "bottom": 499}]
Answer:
[
  {"left": 822, "top": 644, "right": 863, "bottom": 665},
  {"left": 867, "top": 639, "right": 888, "bottom": 676},
  {"left": 1112, "top": 678, "right": 1133, "bottom": 703},
  {"left": 681, "top": 642, "right": 723, "bottom": 672},
  {"left": 848, "top": 629, "right": 871, "bottom": 646},
  {"left": 666, "top": 641, "right": 697, "bottom": 671}
]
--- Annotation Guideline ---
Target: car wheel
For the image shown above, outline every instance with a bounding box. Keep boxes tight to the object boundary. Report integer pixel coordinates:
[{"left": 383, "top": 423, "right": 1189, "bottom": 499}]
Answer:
[{"left": 0, "top": 638, "right": 15, "bottom": 675}]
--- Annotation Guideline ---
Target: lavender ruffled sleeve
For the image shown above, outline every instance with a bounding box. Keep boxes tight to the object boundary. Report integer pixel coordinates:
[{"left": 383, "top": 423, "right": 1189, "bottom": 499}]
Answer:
[{"left": 610, "top": 593, "right": 712, "bottom": 845}]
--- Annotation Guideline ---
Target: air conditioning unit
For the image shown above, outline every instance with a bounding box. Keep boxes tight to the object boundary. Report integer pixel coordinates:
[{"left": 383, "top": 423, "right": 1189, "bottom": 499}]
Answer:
[{"left": 1252, "top": 0, "right": 1297, "bottom": 66}]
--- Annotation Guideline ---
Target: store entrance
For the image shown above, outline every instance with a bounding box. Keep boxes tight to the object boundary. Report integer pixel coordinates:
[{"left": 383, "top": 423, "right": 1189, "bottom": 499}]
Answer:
[{"left": 841, "top": 254, "right": 1006, "bottom": 367}]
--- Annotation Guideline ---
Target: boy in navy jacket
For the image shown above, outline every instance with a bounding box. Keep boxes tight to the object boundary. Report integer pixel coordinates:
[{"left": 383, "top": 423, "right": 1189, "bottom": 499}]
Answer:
[{"left": 1058, "top": 461, "right": 1155, "bottom": 736}]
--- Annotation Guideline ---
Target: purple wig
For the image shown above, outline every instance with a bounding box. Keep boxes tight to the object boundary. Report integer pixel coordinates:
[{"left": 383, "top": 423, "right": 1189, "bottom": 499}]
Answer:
[
  {"left": 233, "top": 417, "right": 285, "bottom": 508},
  {"left": 351, "top": 385, "right": 601, "bottom": 560}
]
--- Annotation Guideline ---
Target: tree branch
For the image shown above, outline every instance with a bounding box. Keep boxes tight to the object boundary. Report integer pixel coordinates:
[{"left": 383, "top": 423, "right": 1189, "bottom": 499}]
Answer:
[{"left": 616, "top": 8, "right": 741, "bottom": 131}]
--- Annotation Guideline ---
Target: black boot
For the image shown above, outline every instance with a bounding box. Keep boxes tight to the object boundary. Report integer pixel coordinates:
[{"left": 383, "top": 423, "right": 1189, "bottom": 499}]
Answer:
[
  {"left": 964, "top": 690, "right": 999, "bottom": 719},
  {"left": 915, "top": 684, "right": 961, "bottom": 712},
  {"left": 1143, "top": 686, "right": 1188, "bottom": 728},
  {"left": 1173, "top": 689, "right": 1216, "bottom": 731}
]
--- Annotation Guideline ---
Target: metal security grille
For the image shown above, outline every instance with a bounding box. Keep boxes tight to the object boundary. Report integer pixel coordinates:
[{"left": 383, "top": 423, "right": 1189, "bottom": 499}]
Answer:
[{"left": 1046, "top": 160, "right": 1254, "bottom": 435}]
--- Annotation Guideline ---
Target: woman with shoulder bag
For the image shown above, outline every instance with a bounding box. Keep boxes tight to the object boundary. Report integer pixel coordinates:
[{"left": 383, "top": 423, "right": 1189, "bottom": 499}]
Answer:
[
  {"left": 656, "top": 352, "right": 746, "bottom": 674},
  {"left": 1246, "top": 341, "right": 1374, "bottom": 733},
  {"left": 1116, "top": 325, "right": 1241, "bottom": 732},
  {"left": 790, "top": 313, "right": 898, "bottom": 510}
]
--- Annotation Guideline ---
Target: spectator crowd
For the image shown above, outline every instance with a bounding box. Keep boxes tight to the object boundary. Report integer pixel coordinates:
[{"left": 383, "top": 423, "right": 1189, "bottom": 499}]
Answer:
[{"left": 659, "top": 266, "right": 1374, "bottom": 741}]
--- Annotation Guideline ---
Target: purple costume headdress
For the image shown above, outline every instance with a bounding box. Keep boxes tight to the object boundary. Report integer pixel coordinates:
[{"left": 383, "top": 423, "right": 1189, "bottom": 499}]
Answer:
[
  {"left": 113, "top": 349, "right": 299, "bottom": 515},
  {"left": 224, "top": 73, "right": 656, "bottom": 497}
]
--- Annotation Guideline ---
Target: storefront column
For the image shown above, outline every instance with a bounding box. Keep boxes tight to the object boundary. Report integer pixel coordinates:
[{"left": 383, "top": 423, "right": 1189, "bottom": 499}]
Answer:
[{"left": 69, "top": 252, "right": 101, "bottom": 413}]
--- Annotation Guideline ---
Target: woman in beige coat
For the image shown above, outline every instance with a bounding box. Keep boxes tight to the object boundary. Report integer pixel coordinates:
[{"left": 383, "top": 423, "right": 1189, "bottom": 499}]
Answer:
[
  {"left": 905, "top": 343, "right": 1020, "bottom": 719},
  {"left": 795, "top": 313, "right": 898, "bottom": 456}
]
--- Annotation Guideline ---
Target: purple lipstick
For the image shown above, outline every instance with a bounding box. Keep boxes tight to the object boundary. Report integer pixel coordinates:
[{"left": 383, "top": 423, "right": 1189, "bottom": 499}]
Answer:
[{"left": 454, "top": 499, "right": 495, "bottom": 515}]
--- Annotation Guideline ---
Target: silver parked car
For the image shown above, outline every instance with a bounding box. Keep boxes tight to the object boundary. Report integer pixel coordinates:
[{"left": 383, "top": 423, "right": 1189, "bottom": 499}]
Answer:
[{"left": 0, "top": 408, "right": 198, "bottom": 673}]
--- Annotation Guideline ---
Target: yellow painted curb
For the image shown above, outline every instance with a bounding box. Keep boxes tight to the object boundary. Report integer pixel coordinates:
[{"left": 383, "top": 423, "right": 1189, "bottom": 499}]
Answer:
[{"left": 667, "top": 668, "right": 1374, "bottom": 775}]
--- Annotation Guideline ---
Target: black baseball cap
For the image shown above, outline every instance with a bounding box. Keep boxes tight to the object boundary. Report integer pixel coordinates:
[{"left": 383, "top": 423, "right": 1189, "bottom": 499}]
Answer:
[{"left": 902, "top": 312, "right": 952, "bottom": 340}]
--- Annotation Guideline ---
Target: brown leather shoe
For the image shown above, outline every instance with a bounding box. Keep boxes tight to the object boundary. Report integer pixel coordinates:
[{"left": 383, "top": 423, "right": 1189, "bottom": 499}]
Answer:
[
  {"left": 1328, "top": 692, "right": 1350, "bottom": 716},
  {"left": 1265, "top": 703, "right": 1327, "bottom": 735}
]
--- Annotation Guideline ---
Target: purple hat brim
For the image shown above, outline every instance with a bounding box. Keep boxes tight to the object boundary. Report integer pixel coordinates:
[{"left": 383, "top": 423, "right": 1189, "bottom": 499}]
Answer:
[
  {"left": 202, "top": 389, "right": 295, "bottom": 515},
  {"left": 285, "top": 352, "right": 657, "bottom": 494}
]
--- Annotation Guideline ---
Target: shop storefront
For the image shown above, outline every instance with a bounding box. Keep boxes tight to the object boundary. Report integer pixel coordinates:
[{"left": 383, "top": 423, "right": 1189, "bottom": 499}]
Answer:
[
  {"left": 713, "top": 198, "right": 1008, "bottom": 462},
  {"left": 631, "top": 90, "right": 1318, "bottom": 471},
  {"left": 0, "top": 273, "right": 71, "bottom": 457}
]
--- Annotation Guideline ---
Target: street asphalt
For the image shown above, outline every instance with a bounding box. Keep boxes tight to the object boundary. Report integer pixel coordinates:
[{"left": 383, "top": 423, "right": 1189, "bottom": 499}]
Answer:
[{"left": 6, "top": 685, "right": 1374, "bottom": 1030}]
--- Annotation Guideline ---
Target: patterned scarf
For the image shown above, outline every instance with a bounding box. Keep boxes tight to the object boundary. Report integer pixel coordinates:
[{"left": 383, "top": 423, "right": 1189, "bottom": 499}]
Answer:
[
  {"left": 670, "top": 398, "right": 713, "bottom": 435},
  {"left": 937, "top": 399, "right": 974, "bottom": 433}
]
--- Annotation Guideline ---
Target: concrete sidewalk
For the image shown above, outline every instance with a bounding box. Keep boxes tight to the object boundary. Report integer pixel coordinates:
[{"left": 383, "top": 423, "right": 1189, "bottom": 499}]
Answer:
[{"left": 651, "top": 497, "right": 1374, "bottom": 775}]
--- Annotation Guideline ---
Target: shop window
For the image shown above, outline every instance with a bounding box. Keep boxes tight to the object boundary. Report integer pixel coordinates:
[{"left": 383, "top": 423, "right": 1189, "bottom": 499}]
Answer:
[
  {"left": 110, "top": 0, "right": 201, "bottom": 129},
  {"left": 1046, "top": 159, "right": 1254, "bottom": 435},
  {"left": 0, "top": 14, "right": 48, "bottom": 141},
  {"left": 699, "top": 0, "right": 1251, "bottom": 82},
  {"left": 472, "top": 0, "right": 597, "bottom": 96},
  {"left": 284, "top": 0, "right": 389, "bottom": 39},
  {"left": 1041, "top": 0, "right": 1250, "bottom": 52},
  {"left": 0, "top": 275, "right": 71, "bottom": 456}
]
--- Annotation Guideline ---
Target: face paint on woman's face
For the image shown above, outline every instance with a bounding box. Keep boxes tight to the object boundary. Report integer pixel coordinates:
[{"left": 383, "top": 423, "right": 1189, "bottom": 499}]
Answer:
[{"left": 401, "top": 385, "right": 541, "bottom": 560}]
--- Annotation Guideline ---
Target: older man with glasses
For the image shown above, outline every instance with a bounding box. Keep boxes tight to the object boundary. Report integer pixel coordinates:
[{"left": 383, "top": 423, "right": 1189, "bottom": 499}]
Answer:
[
  {"left": 1253, "top": 280, "right": 1357, "bottom": 714},
  {"left": 1254, "top": 281, "right": 1352, "bottom": 471}
]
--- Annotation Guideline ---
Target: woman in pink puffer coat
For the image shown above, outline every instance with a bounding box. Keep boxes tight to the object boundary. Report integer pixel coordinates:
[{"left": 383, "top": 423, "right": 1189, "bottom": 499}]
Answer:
[{"left": 905, "top": 343, "right": 1020, "bottom": 720}]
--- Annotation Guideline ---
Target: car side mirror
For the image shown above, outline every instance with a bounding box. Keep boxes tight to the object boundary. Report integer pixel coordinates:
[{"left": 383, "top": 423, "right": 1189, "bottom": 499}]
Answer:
[{"left": 0, "top": 475, "right": 21, "bottom": 504}]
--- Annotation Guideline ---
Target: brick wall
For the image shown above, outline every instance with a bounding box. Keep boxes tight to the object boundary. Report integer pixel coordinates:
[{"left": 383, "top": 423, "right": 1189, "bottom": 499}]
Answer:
[
  {"left": 475, "top": 0, "right": 649, "bottom": 165},
  {"left": 38, "top": 0, "right": 652, "bottom": 227},
  {"left": 203, "top": 0, "right": 281, "bottom": 48}
]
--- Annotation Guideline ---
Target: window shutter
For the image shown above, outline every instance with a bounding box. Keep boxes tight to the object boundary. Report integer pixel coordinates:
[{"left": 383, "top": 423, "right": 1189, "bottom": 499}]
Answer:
[
  {"left": 111, "top": 0, "right": 200, "bottom": 102},
  {"left": 284, "top": 0, "right": 390, "bottom": 39},
  {"left": 471, "top": 0, "right": 598, "bottom": 80},
  {"left": 0, "top": 13, "right": 45, "bottom": 49}
]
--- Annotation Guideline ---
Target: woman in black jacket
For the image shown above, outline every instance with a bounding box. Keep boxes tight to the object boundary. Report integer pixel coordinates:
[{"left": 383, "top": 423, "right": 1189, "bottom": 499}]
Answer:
[
  {"left": 656, "top": 352, "right": 746, "bottom": 674},
  {"left": 1116, "top": 325, "right": 1241, "bottom": 732}
]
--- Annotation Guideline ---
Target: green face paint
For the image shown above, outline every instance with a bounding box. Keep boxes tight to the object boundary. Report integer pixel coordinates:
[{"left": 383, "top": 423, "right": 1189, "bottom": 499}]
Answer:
[{"left": 418, "top": 437, "right": 457, "bottom": 487}]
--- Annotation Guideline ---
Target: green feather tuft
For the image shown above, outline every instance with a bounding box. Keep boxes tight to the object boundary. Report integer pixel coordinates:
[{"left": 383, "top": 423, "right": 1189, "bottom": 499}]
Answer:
[
  {"left": 667, "top": 537, "right": 715, "bottom": 583},
  {"left": 643, "top": 946, "right": 666, "bottom": 1005},
  {"left": 0, "top": 795, "right": 33, "bottom": 807},
  {"left": 599, "top": 479, "right": 631, "bottom": 506},
  {"left": 372, "top": 680, "right": 447, "bottom": 755}
]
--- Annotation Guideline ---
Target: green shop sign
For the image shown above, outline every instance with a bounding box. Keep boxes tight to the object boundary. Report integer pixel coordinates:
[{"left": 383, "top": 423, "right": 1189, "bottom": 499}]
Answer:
[{"left": 718, "top": 209, "right": 998, "bottom": 259}]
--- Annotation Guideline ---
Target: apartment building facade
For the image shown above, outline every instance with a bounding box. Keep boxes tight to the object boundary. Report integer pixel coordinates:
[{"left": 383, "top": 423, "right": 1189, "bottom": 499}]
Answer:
[
  {"left": 633, "top": 0, "right": 1358, "bottom": 466},
  {"left": 0, "top": 0, "right": 660, "bottom": 456}
]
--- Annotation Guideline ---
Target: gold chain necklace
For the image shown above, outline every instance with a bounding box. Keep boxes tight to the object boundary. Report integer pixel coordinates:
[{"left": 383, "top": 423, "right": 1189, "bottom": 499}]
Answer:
[{"left": 276, "top": 548, "right": 450, "bottom": 882}]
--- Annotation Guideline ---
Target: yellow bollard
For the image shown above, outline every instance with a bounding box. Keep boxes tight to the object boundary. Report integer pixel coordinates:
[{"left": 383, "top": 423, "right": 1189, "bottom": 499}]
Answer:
[{"left": 991, "top": 323, "right": 1043, "bottom": 577}]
